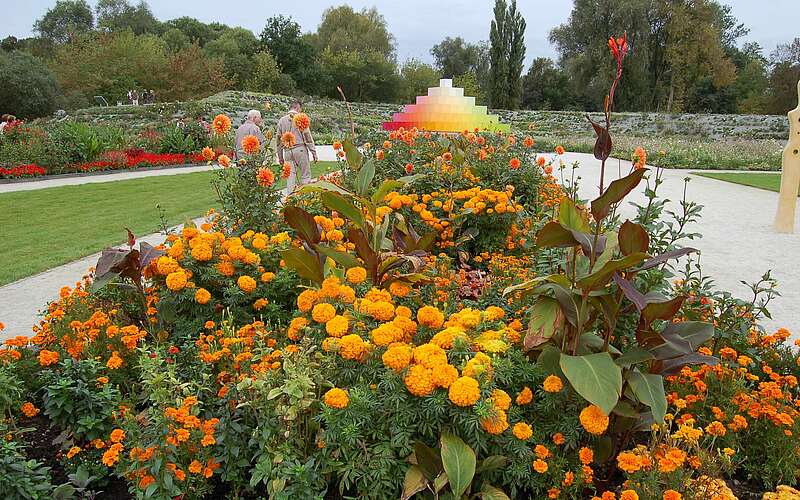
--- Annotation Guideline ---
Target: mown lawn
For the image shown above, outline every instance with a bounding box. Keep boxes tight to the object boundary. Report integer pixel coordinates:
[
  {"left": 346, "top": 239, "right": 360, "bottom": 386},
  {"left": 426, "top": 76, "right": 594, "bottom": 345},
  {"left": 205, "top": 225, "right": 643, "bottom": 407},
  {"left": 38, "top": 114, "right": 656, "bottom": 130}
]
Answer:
[
  {"left": 692, "top": 171, "right": 790, "bottom": 193},
  {"left": 0, "top": 162, "right": 337, "bottom": 286}
]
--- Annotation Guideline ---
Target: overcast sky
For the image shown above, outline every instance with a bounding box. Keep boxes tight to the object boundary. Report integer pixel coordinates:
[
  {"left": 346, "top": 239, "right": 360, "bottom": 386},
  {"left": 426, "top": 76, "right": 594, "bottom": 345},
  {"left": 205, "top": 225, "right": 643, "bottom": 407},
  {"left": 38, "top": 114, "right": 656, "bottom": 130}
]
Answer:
[{"left": 4, "top": 0, "right": 799, "bottom": 66}]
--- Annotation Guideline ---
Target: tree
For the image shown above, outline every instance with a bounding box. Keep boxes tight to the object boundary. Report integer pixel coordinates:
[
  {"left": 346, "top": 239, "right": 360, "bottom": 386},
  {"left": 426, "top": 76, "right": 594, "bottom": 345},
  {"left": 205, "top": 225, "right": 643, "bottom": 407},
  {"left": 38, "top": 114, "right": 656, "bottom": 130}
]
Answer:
[
  {"left": 96, "top": 0, "right": 161, "bottom": 35},
  {"left": 398, "top": 59, "right": 440, "bottom": 102},
  {"left": 454, "top": 71, "right": 487, "bottom": 105},
  {"left": 247, "top": 51, "right": 296, "bottom": 95},
  {"left": 506, "top": 0, "right": 526, "bottom": 109},
  {"left": 162, "top": 27, "right": 190, "bottom": 52},
  {"left": 162, "top": 17, "right": 223, "bottom": 46},
  {"left": 767, "top": 38, "right": 800, "bottom": 114},
  {"left": 313, "top": 6, "right": 399, "bottom": 101},
  {"left": 204, "top": 27, "right": 259, "bottom": 89},
  {"left": 522, "top": 57, "right": 575, "bottom": 110},
  {"left": 0, "top": 51, "right": 60, "bottom": 118},
  {"left": 549, "top": 0, "right": 742, "bottom": 113},
  {"left": 161, "top": 43, "right": 230, "bottom": 101},
  {"left": 313, "top": 6, "right": 395, "bottom": 60},
  {"left": 259, "top": 15, "right": 320, "bottom": 93},
  {"left": 488, "top": 0, "right": 510, "bottom": 108},
  {"left": 33, "top": 0, "right": 94, "bottom": 44},
  {"left": 430, "top": 37, "right": 480, "bottom": 77}
]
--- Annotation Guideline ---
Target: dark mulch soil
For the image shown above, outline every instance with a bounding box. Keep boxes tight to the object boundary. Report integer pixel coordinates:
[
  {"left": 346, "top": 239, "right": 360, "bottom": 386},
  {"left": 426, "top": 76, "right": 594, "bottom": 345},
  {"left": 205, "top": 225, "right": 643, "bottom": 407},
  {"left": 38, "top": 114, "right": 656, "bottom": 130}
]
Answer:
[{"left": 17, "top": 415, "right": 131, "bottom": 499}]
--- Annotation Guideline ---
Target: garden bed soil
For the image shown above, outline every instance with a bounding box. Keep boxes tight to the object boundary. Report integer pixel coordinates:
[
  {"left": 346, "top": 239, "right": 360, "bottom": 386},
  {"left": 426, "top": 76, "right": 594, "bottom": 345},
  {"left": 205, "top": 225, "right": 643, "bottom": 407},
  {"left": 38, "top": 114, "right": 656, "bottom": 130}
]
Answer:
[{"left": 0, "top": 163, "right": 202, "bottom": 185}]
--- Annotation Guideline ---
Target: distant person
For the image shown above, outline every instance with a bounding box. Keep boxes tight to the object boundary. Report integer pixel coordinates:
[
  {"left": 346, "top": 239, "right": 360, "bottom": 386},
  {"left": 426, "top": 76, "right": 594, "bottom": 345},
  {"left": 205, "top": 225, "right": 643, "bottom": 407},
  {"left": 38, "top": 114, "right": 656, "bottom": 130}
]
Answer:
[
  {"left": 235, "top": 110, "right": 266, "bottom": 158},
  {"left": 277, "top": 101, "right": 317, "bottom": 195},
  {"left": 132, "top": 89, "right": 139, "bottom": 106}
]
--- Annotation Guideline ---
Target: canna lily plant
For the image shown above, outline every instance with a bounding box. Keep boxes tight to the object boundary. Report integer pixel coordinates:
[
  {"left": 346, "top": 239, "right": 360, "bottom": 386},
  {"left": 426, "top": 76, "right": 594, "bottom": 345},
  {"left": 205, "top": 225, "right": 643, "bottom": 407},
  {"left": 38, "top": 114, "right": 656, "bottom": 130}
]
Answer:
[{"left": 505, "top": 33, "right": 718, "bottom": 459}]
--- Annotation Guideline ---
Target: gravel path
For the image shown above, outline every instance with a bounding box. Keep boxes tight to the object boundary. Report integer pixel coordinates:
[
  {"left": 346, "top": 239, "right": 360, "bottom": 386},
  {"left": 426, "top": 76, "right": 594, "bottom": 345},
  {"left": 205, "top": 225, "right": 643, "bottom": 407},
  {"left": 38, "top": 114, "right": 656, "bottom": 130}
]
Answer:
[{"left": 1, "top": 150, "right": 797, "bottom": 341}]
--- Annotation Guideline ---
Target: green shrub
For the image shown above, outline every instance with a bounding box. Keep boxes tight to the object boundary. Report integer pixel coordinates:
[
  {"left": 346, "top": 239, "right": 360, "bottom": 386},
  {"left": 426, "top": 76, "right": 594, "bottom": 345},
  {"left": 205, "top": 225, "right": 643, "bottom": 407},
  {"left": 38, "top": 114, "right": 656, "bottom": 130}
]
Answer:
[
  {"left": 0, "top": 423, "right": 55, "bottom": 500},
  {"left": 0, "top": 51, "right": 60, "bottom": 119}
]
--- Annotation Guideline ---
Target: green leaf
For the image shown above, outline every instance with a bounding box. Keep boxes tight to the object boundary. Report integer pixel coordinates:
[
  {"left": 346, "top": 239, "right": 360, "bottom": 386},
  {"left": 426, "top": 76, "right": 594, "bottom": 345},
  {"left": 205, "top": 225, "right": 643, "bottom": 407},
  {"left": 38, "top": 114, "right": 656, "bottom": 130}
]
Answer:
[
  {"left": 590, "top": 168, "right": 647, "bottom": 221},
  {"left": 414, "top": 442, "right": 442, "bottom": 481},
  {"left": 560, "top": 352, "right": 622, "bottom": 415},
  {"left": 372, "top": 179, "right": 405, "bottom": 206},
  {"left": 342, "top": 138, "right": 363, "bottom": 170},
  {"left": 618, "top": 220, "right": 649, "bottom": 255},
  {"left": 614, "top": 347, "right": 654, "bottom": 368},
  {"left": 642, "top": 296, "right": 685, "bottom": 324},
  {"left": 283, "top": 205, "right": 321, "bottom": 244},
  {"left": 537, "top": 345, "right": 563, "bottom": 377},
  {"left": 440, "top": 433, "right": 476, "bottom": 499},
  {"left": 558, "top": 197, "right": 590, "bottom": 233},
  {"left": 577, "top": 253, "right": 647, "bottom": 291},
  {"left": 525, "top": 297, "right": 563, "bottom": 350},
  {"left": 475, "top": 456, "right": 507, "bottom": 475},
  {"left": 535, "top": 221, "right": 579, "bottom": 248},
  {"left": 299, "top": 180, "right": 351, "bottom": 196},
  {"left": 320, "top": 191, "right": 365, "bottom": 230},
  {"left": 480, "top": 483, "right": 510, "bottom": 500},
  {"left": 666, "top": 321, "right": 715, "bottom": 351},
  {"left": 356, "top": 159, "right": 375, "bottom": 196},
  {"left": 540, "top": 282, "right": 581, "bottom": 327},
  {"left": 627, "top": 369, "right": 667, "bottom": 424},
  {"left": 281, "top": 248, "right": 323, "bottom": 284},
  {"left": 401, "top": 465, "right": 429, "bottom": 500},
  {"left": 315, "top": 245, "right": 360, "bottom": 269}
]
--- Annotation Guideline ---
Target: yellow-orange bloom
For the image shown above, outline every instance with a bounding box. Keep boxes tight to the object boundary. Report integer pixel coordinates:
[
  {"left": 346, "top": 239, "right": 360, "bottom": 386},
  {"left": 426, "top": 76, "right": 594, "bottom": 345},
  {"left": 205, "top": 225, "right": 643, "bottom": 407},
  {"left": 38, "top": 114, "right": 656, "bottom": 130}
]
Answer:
[
  {"left": 256, "top": 167, "right": 275, "bottom": 187},
  {"left": 281, "top": 131, "right": 297, "bottom": 148},
  {"left": 580, "top": 405, "right": 609, "bottom": 435},
  {"left": 512, "top": 422, "right": 533, "bottom": 440},
  {"left": 201, "top": 146, "right": 215, "bottom": 161},
  {"left": 292, "top": 112, "right": 310, "bottom": 130},
  {"left": 543, "top": 375, "right": 563, "bottom": 392},
  {"left": 323, "top": 387, "right": 349, "bottom": 409},
  {"left": 448, "top": 376, "right": 481, "bottom": 407},
  {"left": 242, "top": 134, "right": 261, "bottom": 154},
  {"left": 212, "top": 114, "right": 231, "bottom": 135},
  {"left": 21, "top": 402, "right": 39, "bottom": 417},
  {"left": 217, "top": 154, "right": 231, "bottom": 168}
]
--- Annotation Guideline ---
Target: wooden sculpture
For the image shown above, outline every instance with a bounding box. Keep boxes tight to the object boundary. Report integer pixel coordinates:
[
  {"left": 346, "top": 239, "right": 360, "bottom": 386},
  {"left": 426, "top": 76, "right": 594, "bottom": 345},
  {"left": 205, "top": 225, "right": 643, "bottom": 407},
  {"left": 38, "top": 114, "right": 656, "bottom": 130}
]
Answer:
[{"left": 774, "top": 80, "right": 800, "bottom": 233}]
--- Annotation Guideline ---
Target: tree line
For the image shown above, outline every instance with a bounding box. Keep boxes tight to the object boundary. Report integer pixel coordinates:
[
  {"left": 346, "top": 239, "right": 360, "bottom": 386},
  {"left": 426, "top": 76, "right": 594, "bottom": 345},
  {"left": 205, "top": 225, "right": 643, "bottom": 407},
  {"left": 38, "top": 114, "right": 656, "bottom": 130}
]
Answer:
[{"left": 0, "top": 0, "right": 798, "bottom": 119}]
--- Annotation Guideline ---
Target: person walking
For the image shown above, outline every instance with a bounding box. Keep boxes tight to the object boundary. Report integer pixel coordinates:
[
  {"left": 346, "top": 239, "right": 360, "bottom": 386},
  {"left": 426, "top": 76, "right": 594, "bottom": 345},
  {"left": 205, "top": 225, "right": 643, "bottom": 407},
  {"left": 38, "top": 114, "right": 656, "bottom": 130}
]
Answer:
[
  {"left": 277, "top": 101, "right": 317, "bottom": 196},
  {"left": 235, "top": 110, "right": 266, "bottom": 158}
]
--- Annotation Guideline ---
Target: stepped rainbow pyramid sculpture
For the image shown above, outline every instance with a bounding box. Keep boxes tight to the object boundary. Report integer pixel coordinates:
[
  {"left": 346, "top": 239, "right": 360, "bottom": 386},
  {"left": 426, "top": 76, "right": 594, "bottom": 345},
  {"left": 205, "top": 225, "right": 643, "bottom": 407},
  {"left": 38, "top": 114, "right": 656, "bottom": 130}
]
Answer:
[{"left": 382, "top": 78, "right": 510, "bottom": 133}]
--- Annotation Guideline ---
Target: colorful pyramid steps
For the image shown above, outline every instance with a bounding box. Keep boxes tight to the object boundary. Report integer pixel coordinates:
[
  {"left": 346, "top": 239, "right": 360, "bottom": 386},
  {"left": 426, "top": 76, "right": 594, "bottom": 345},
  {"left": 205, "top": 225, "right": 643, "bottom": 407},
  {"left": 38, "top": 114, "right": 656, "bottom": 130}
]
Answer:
[{"left": 383, "top": 79, "right": 510, "bottom": 133}]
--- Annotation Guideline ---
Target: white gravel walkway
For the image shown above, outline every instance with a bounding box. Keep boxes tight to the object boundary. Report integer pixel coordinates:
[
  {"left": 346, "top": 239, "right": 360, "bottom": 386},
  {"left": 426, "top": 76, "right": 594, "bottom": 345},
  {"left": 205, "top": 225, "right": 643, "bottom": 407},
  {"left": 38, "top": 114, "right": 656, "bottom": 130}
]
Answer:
[{"left": 1, "top": 150, "right": 797, "bottom": 341}]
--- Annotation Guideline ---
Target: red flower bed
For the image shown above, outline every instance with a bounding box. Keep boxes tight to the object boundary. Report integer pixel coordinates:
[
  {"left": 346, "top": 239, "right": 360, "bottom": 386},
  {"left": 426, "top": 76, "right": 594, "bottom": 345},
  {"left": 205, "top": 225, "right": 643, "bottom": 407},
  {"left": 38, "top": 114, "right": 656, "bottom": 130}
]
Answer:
[{"left": 0, "top": 164, "right": 47, "bottom": 179}]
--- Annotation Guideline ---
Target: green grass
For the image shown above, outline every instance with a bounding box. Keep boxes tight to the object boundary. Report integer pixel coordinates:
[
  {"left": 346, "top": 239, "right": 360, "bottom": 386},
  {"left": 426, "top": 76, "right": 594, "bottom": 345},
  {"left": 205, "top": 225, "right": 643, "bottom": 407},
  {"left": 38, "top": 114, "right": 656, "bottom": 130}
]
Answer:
[
  {"left": 0, "top": 162, "right": 337, "bottom": 286},
  {"left": 692, "top": 172, "right": 789, "bottom": 193}
]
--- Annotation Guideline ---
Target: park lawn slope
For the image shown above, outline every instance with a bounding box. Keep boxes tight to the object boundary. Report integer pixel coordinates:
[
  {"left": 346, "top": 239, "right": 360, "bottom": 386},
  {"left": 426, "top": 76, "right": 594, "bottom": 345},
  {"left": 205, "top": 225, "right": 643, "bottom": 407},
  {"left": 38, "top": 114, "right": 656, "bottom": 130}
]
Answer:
[
  {"left": 0, "top": 162, "right": 336, "bottom": 286},
  {"left": 693, "top": 172, "right": 788, "bottom": 193}
]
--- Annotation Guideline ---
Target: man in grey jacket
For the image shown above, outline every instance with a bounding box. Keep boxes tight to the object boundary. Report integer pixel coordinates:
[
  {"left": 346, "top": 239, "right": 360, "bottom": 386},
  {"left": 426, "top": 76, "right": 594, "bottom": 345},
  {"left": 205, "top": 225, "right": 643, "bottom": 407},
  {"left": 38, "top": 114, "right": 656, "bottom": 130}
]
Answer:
[
  {"left": 235, "top": 110, "right": 266, "bottom": 157},
  {"left": 277, "top": 101, "right": 317, "bottom": 195}
]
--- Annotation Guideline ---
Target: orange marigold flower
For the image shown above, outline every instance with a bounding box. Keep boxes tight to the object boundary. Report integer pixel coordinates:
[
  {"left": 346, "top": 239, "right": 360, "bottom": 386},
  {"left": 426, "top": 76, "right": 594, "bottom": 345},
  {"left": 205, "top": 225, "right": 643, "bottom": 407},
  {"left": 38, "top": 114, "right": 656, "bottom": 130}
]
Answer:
[
  {"left": 417, "top": 306, "right": 444, "bottom": 329},
  {"left": 212, "top": 114, "right": 231, "bottom": 135},
  {"left": 195, "top": 288, "right": 211, "bottom": 304},
  {"left": 535, "top": 444, "right": 551, "bottom": 459},
  {"left": 66, "top": 446, "right": 81, "bottom": 459},
  {"left": 552, "top": 432, "right": 565, "bottom": 445},
  {"left": 188, "top": 460, "right": 203, "bottom": 474},
  {"left": 619, "top": 490, "right": 638, "bottom": 500},
  {"left": 663, "top": 491, "right": 682, "bottom": 500},
  {"left": 580, "top": 405, "right": 609, "bottom": 435},
  {"left": 509, "top": 157, "right": 521, "bottom": 169},
  {"left": 107, "top": 351, "right": 123, "bottom": 369},
  {"left": 617, "top": 451, "right": 642, "bottom": 473},
  {"left": 405, "top": 364, "right": 435, "bottom": 396},
  {"left": 512, "top": 422, "right": 533, "bottom": 440},
  {"left": 38, "top": 349, "right": 60, "bottom": 366},
  {"left": 516, "top": 386, "right": 533, "bottom": 405},
  {"left": 292, "top": 112, "right": 310, "bottom": 130},
  {"left": 448, "top": 376, "right": 481, "bottom": 407},
  {"left": 543, "top": 375, "right": 563, "bottom": 393},
  {"left": 281, "top": 131, "right": 296, "bottom": 148},
  {"left": 256, "top": 167, "right": 275, "bottom": 187},
  {"left": 242, "top": 134, "right": 261, "bottom": 154},
  {"left": 533, "top": 459, "right": 548, "bottom": 473},
  {"left": 21, "top": 402, "right": 39, "bottom": 417},
  {"left": 323, "top": 387, "right": 349, "bottom": 409},
  {"left": 237, "top": 275, "right": 257, "bottom": 294},
  {"left": 110, "top": 428, "right": 125, "bottom": 443},
  {"left": 481, "top": 409, "right": 509, "bottom": 434}
]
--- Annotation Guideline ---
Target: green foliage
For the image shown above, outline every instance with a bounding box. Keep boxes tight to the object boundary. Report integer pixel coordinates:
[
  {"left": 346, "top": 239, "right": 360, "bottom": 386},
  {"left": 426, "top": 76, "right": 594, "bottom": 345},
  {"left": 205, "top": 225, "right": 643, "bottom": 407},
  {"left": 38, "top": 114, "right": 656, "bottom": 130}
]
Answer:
[
  {"left": 33, "top": 0, "right": 94, "bottom": 44},
  {"left": 0, "top": 364, "right": 25, "bottom": 419},
  {"left": 259, "top": 15, "right": 321, "bottom": 95},
  {"left": 398, "top": 59, "right": 441, "bottom": 104},
  {"left": 247, "top": 51, "right": 296, "bottom": 95},
  {"left": 95, "top": 0, "right": 161, "bottom": 35},
  {"left": 0, "top": 423, "right": 55, "bottom": 500},
  {"left": 41, "top": 358, "right": 122, "bottom": 441},
  {"left": 0, "top": 51, "right": 60, "bottom": 119}
]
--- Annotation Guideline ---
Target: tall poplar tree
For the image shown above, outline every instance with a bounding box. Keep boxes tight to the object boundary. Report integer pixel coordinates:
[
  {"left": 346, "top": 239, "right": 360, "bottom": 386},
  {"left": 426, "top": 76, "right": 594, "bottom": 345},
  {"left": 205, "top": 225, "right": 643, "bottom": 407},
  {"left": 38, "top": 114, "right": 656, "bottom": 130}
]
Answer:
[
  {"left": 489, "top": 0, "right": 510, "bottom": 108},
  {"left": 506, "top": 0, "right": 526, "bottom": 109}
]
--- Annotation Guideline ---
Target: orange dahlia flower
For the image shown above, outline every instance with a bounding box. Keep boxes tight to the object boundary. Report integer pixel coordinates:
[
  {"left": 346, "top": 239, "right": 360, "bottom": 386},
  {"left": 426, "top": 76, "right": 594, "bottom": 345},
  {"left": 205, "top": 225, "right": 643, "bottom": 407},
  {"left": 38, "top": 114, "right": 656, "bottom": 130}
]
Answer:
[
  {"left": 292, "top": 112, "right": 310, "bottom": 131},
  {"left": 201, "top": 146, "right": 215, "bottom": 161},
  {"left": 256, "top": 167, "right": 275, "bottom": 187},
  {"left": 212, "top": 114, "right": 231, "bottom": 135},
  {"left": 281, "top": 131, "right": 296, "bottom": 148},
  {"left": 242, "top": 135, "right": 261, "bottom": 154}
]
